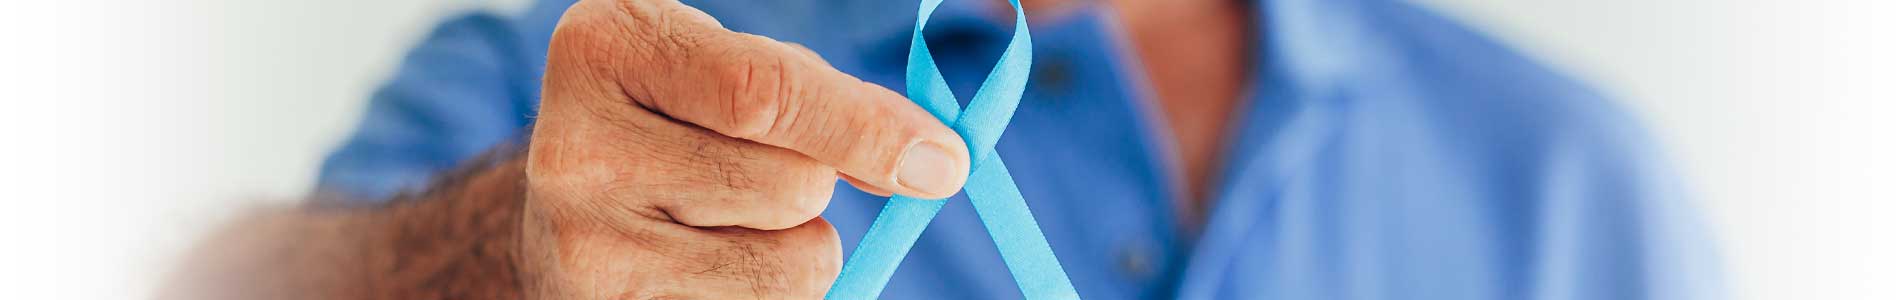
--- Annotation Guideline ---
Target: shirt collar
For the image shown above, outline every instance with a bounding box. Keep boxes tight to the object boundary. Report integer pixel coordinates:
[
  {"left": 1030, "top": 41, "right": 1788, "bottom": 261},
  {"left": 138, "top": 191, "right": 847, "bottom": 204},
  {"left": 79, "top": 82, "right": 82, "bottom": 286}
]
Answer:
[
  {"left": 864, "top": 0, "right": 1392, "bottom": 94},
  {"left": 1256, "top": 0, "right": 1398, "bottom": 97}
]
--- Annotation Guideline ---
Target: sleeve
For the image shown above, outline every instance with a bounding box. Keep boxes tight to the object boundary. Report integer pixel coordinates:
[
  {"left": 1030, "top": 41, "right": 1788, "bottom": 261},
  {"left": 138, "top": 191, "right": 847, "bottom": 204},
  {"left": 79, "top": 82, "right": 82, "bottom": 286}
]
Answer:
[
  {"left": 1525, "top": 103, "right": 1729, "bottom": 300},
  {"left": 315, "top": 12, "right": 544, "bottom": 202}
]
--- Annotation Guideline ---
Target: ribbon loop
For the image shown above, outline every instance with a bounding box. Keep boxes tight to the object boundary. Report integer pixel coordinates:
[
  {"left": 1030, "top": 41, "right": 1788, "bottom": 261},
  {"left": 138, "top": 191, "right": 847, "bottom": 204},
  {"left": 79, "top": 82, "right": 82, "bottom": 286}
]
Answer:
[{"left": 827, "top": 0, "right": 1078, "bottom": 299}]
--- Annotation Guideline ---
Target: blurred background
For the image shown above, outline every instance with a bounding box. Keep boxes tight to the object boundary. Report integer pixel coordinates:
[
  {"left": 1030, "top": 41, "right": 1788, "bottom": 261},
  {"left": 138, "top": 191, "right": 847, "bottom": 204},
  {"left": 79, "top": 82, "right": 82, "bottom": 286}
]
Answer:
[{"left": 3, "top": 0, "right": 1894, "bottom": 299}]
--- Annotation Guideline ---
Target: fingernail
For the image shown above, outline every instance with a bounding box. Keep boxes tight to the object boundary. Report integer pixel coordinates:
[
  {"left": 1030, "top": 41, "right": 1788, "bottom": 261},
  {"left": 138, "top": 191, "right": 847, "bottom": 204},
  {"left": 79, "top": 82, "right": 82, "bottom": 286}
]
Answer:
[{"left": 897, "top": 142, "right": 964, "bottom": 196}]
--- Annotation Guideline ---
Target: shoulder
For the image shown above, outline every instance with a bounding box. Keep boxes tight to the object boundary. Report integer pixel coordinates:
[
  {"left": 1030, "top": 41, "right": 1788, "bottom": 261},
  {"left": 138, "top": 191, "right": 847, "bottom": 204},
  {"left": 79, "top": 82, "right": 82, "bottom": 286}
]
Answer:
[
  {"left": 1375, "top": 2, "right": 1656, "bottom": 155},
  {"left": 1340, "top": 1, "right": 1662, "bottom": 170}
]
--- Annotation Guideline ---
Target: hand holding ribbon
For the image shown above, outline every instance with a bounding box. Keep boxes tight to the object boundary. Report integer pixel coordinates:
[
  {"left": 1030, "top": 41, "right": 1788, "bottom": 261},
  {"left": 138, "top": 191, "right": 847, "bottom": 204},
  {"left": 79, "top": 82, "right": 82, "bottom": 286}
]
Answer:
[{"left": 827, "top": 0, "right": 1079, "bottom": 299}]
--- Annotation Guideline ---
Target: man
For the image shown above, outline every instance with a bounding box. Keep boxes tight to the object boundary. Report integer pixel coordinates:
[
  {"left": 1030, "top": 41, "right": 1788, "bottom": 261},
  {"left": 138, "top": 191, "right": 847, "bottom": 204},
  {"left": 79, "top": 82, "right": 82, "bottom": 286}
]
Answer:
[{"left": 165, "top": 0, "right": 1722, "bottom": 299}]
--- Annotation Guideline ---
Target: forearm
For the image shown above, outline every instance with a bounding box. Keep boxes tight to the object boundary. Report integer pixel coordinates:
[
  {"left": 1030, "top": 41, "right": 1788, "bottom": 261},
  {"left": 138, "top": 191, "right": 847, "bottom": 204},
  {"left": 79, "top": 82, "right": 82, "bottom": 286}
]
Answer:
[{"left": 162, "top": 149, "right": 528, "bottom": 299}]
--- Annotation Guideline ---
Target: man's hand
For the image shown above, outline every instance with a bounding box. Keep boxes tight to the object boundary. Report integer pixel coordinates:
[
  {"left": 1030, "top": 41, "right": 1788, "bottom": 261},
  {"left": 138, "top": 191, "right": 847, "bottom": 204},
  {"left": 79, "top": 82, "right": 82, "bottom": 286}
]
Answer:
[
  {"left": 519, "top": 0, "right": 971, "bottom": 298},
  {"left": 158, "top": 1, "right": 966, "bottom": 298}
]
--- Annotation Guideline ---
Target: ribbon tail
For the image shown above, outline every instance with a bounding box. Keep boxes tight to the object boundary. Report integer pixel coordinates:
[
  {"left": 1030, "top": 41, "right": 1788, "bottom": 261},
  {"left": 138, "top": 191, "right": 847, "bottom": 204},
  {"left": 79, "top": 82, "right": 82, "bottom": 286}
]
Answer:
[
  {"left": 966, "top": 155, "right": 1081, "bottom": 299},
  {"left": 827, "top": 196, "right": 949, "bottom": 299}
]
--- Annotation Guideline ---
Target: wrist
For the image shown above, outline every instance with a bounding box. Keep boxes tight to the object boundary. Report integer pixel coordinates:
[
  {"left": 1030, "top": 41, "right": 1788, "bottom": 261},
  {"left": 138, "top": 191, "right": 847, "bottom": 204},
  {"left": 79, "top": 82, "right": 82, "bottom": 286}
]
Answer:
[{"left": 365, "top": 149, "right": 530, "bottom": 298}]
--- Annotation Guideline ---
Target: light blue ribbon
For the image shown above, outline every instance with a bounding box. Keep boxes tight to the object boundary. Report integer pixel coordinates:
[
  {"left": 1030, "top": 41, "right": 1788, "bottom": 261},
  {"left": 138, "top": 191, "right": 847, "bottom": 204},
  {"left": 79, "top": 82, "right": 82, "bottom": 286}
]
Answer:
[{"left": 826, "top": 0, "right": 1077, "bottom": 299}]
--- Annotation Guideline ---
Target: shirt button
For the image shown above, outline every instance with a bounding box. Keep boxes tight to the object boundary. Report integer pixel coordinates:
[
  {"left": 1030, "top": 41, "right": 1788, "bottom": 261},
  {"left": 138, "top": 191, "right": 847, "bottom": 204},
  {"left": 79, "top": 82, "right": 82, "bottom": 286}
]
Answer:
[
  {"left": 1117, "top": 243, "right": 1156, "bottom": 279},
  {"left": 1033, "top": 54, "right": 1073, "bottom": 92}
]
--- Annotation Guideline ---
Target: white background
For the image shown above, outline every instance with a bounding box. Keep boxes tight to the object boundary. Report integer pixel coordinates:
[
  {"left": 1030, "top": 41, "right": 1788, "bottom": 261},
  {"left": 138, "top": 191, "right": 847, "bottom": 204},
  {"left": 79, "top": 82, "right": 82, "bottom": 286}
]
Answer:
[{"left": 2, "top": 0, "right": 1894, "bottom": 299}]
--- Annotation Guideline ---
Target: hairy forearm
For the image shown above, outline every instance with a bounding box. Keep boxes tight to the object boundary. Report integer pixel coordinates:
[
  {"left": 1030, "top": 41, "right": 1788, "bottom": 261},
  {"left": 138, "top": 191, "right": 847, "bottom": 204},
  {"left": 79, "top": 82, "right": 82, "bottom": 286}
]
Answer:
[{"left": 162, "top": 149, "right": 527, "bottom": 299}]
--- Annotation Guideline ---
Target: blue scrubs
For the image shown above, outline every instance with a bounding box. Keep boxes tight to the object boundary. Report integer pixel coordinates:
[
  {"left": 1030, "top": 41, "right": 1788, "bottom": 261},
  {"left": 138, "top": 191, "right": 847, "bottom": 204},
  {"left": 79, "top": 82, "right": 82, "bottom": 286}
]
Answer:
[{"left": 318, "top": 0, "right": 1724, "bottom": 298}]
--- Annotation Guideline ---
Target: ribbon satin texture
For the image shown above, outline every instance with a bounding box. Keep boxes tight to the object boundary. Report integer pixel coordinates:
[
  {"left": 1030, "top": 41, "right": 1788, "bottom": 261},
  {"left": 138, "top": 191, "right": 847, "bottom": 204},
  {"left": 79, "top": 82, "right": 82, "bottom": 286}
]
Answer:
[{"left": 826, "top": 0, "right": 1077, "bottom": 299}]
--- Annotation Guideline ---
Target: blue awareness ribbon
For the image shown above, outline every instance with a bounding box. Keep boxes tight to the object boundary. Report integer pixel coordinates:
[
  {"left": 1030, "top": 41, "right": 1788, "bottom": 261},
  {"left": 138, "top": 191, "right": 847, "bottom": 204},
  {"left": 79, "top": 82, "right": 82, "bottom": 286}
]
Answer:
[{"left": 825, "top": 0, "right": 1078, "bottom": 299}]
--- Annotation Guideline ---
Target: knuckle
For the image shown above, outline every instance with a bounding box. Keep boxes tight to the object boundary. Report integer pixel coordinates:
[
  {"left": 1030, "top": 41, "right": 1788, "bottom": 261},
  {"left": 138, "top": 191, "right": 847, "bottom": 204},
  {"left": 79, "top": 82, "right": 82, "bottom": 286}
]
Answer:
[
  {"left": 788, "top": 218, "right": 844, "bottom": 293},
  {"left": 715, "top": 44, "right": 799, "bottom": 140},
  {"left": 525, "top": 141, "right": 599, "bottom": 195},
  {"left": 753, "top": 158, "right": 836, "bottom": 230},
  {"left": 799, "top": 219, "right": 844, "bottom": 261},
  {"left": 549, "top": 3, "right": 637, "bottom": 69},
  {"left": 783, "top": 165, "right": 837, "bottom": 222},
  {"left": 778, "top": 202, "right": 827, "bottom": 232},
  {"left": 547, "top": 0, "right": 662, "bottom": 101},
  {"left": 679, "top": 136, "right": 759, "bottom": 191},
  {"left": 610, "top": 0, "right": 719, "bottom": 67}
]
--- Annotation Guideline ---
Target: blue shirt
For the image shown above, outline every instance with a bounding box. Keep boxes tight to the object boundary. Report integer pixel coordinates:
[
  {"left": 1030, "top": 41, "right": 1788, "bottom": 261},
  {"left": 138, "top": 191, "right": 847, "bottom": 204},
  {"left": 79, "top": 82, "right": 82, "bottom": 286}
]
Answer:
[{"left": 318, "top": 0, "right": 1724, "bottom": 299}]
